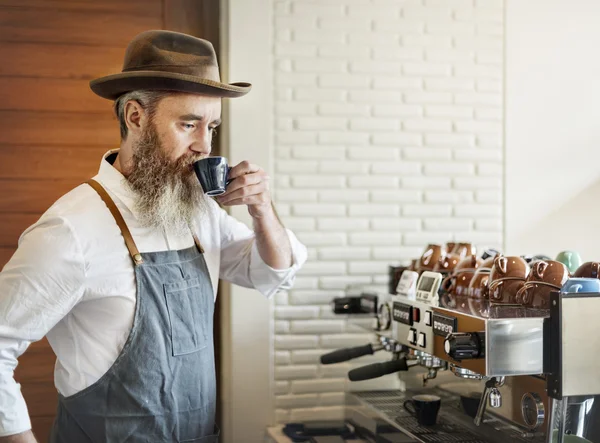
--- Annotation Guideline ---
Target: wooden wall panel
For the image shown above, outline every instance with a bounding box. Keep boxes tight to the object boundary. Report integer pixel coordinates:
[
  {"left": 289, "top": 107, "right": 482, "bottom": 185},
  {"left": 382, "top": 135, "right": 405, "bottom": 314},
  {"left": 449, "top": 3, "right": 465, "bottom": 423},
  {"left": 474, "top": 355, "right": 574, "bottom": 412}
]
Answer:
[
  {"left": 0, "top": 111, "right": 119, "bottom": 146},
  {"left": 0, "top": 43, "right": 124, "bottom": 79},
  {"left": 0, "top": 78, "right": 113, "bottom": 112},
  {"left": 0, "top": 1, "right": 219, "bottom": 439},
  {"left": 0, "top": 9, "right": 161, "bottom": 46},
  {"left": 20, "top": 383, "right": 59, "bottom": 417},
  {"left": 0, "top": 180, "right": 83, "bottom": 214},
  {"left": 165, "top": 0, "right": 220, "bottom": 44},
  {"left": 0, "top": 0, "right": 162, "bottom": 16},
  {"left": 0, "top": 146, "right": 106, "bottom": 180}
]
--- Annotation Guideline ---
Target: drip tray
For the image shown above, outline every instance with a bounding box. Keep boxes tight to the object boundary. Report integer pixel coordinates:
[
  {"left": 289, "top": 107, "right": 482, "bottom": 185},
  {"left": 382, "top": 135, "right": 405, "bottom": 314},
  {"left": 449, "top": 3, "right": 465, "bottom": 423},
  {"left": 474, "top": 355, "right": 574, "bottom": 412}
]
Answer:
[
  {"left": 394, "top": 416, "right": 487, "bottom": 442},
  {"left": 350, "top": 390, "right": 542, "bottom": 443}
]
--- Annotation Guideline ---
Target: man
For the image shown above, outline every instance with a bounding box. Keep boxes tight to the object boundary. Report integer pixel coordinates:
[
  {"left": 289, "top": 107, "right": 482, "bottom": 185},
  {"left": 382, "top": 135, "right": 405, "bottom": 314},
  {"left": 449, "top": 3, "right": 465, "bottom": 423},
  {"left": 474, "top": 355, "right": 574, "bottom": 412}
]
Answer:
[{"left": 0, "top": 30, "right": 307, "bottom": 443}]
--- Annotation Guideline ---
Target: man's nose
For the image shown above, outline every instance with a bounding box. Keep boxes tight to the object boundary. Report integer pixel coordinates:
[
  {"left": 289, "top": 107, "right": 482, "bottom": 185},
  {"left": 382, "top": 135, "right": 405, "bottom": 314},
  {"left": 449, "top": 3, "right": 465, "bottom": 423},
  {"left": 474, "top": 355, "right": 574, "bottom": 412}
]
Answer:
[
  {"left": 190, "top": 144, "right": 210, "bottom": 157},
  {"left": 189, "top": 131, "right": 212, "bottom": 157}
]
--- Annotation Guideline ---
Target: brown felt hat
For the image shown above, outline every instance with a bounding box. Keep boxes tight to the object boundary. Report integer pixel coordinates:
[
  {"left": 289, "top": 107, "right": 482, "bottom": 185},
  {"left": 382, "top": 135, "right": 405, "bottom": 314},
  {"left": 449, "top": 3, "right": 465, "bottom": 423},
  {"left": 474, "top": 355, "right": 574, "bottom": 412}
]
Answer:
[{"left": 90, "top": 30, "right": 251, "bottom": 100}]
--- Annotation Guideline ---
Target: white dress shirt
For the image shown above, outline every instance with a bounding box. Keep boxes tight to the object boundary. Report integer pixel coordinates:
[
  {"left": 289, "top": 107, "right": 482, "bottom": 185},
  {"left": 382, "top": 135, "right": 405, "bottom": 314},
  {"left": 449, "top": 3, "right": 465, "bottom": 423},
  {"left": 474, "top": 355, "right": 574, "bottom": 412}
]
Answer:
[{"left": 0, "top": 149, "right": 307, "bottom": 437}]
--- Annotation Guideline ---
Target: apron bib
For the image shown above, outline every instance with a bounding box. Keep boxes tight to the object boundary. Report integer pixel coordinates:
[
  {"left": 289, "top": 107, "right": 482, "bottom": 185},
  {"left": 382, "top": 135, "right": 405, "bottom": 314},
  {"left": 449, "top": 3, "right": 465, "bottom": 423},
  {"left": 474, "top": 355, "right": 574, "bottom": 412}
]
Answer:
[{"left": 50, "top": 179, "right": 219, "bottom": 443}]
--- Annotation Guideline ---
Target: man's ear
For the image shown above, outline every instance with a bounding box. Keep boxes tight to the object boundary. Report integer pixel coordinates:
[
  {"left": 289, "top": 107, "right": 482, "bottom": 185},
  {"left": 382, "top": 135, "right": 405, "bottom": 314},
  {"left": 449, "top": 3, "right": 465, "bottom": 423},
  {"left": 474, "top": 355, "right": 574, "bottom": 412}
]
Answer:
[{"left": 124, "top": 100, "right": 147, "bottom": 136}]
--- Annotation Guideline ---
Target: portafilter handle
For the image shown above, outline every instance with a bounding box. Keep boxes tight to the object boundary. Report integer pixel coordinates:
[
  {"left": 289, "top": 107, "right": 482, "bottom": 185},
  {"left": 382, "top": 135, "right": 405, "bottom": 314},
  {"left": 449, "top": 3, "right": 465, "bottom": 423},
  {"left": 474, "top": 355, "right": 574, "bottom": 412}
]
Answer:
[
  {"left": 320, "top": 343, "right": 383, "bottom": 365},
  {"left": 347, "top": 357, "right": 409, "bottom": 381}
]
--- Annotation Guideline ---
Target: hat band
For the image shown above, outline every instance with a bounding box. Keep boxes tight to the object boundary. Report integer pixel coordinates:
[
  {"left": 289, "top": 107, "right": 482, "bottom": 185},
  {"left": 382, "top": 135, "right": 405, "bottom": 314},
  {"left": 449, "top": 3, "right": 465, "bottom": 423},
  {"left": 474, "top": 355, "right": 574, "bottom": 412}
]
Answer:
[{"left": 122, "top": 64, "right": 221, "bottom": 82}]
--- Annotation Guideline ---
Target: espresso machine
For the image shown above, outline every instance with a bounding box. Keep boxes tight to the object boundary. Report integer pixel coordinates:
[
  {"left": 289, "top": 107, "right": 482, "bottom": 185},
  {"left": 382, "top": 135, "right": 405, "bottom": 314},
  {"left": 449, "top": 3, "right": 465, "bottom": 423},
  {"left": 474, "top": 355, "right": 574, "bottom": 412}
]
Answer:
[{"left": 321, "top": 247, "right": 600, "bottom": 443}]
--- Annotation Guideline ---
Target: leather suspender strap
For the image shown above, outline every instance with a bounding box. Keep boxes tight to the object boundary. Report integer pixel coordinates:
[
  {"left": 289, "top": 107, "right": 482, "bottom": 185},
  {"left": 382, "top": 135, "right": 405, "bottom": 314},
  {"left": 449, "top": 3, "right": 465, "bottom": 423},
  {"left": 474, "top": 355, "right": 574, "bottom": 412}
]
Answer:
[
  {"left": 192, "top": 234, "right": 205, "bottom": 254},
  {"left": 87, "top": 179, "right": 144, "bottom": 266}
]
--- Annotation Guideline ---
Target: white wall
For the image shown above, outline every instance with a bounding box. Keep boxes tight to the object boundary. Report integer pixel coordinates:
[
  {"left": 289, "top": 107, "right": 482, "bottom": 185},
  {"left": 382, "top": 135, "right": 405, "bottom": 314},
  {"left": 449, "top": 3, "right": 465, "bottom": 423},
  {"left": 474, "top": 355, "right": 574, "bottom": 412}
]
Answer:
[
  {"left": 222, "top": 0, "right": 505, "bottom": 438},
  {"left": 220, "top": 0, "right": 274, "bottom": 442},
  {"left": 220, "top": 0, "right": 600, "bottom": 439},
  {"left": 505, "top": 0, "right": 600, "bottom": 260},
  {"left": 272, "top": 0, "right": 505, "bottom": 424}
]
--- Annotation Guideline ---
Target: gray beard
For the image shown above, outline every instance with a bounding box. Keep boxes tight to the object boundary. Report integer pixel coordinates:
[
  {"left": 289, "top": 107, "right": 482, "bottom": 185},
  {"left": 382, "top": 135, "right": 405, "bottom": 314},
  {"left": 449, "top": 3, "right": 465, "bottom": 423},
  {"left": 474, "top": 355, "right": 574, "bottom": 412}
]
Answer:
[{"left": 125, "top": 123, "right": 209, "bottom": 237}]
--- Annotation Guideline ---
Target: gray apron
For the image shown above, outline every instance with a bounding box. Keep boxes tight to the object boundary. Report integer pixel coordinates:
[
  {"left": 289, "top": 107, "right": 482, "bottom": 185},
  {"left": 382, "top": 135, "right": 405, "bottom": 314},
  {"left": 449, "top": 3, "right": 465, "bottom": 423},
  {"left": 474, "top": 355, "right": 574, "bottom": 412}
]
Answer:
[{"left": 50, "top": 179, "right": 219, "bottom": 443}]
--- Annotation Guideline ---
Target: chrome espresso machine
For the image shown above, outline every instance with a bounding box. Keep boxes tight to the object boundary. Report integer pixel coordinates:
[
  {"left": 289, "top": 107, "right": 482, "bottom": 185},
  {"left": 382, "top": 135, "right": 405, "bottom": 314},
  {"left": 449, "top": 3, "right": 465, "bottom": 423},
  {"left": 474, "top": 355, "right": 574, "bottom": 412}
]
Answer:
[{"left": 321, "top": 245, "right": 600, "bottom": 443}]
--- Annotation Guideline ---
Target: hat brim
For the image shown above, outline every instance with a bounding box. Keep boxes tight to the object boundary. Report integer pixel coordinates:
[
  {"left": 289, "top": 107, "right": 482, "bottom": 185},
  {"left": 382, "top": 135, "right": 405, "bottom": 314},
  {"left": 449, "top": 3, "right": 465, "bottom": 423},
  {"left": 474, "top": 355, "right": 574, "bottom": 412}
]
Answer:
[{"left": 90, "top": 70, "right": 251, "bottom": 100}]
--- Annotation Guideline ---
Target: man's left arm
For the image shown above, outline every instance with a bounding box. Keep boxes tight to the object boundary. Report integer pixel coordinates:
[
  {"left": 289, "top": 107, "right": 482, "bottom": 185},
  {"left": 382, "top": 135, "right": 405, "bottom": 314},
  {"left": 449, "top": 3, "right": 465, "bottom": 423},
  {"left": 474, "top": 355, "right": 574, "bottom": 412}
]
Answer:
[
  {"left": 216, "top": 161, "right": 304, "bottom": 292},
  {"left": 249, "top": 203, "right": 293, "bottom": 270}
]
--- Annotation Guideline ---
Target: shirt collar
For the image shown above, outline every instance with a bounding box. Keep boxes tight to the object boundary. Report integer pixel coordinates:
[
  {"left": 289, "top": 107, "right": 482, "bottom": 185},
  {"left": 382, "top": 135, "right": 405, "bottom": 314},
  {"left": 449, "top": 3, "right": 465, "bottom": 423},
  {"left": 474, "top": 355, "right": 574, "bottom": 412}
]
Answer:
[{"left": 96, "top": 148, "right": 140, "bottom": 216}]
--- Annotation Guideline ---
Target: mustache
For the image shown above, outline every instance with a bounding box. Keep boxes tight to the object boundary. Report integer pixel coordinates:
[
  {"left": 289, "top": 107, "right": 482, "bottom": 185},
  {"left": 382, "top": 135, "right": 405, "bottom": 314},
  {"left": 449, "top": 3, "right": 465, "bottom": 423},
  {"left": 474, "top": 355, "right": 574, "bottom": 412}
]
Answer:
[{"left": 175, "top": 153, "right": 206, "bottom": 171}]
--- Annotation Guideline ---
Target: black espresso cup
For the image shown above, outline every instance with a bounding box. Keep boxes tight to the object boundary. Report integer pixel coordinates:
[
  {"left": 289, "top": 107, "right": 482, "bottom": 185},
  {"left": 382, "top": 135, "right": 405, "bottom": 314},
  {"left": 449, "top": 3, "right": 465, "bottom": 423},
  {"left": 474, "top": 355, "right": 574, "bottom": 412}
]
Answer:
[
  {"left": 403, "top": 394, "right": 441, "bottom": 426},
  {"left": 460, "top": 392, "right": 481, "bottom": 418},
  {"left": 193, "top": 156, "right": 231, "bottom": 196}
]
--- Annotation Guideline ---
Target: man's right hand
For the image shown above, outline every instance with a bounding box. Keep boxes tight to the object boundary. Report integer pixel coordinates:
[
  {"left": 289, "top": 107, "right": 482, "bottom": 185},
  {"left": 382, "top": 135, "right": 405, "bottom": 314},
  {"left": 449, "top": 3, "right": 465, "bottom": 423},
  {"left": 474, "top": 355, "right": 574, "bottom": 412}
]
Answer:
[{"left": 0, "top": 430, "right": 38, "bottom": 443}]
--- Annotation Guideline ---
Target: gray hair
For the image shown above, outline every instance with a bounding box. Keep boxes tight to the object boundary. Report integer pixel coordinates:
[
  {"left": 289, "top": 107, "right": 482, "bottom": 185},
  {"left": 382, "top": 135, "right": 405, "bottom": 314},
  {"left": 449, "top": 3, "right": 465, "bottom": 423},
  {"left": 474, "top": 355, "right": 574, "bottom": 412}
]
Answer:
[{"left": 113, "top": 90, "right": 172, "bottom": 140}]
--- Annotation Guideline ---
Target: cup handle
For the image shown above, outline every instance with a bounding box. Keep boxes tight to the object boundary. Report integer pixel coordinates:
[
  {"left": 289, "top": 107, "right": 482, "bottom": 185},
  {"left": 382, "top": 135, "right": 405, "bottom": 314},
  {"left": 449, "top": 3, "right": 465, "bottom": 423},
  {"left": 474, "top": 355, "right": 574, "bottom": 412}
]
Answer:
[
  {"left": 440, "top": 275, "right": 454, "bottom": 294},
  {"left": 403, "top": 400, "right": 417, "bottom": 416},
  {"left": 535, "top": 261, "right": 548, "bottom": 279},
  {"left": 515, "top": 283, "right": 530, "bottom": 305},
  {"left": 495, "top": 256, "right": 508, "bottom": 275},
  {"left": 488, "top": 280, "right": 501, "bottom": 300}
]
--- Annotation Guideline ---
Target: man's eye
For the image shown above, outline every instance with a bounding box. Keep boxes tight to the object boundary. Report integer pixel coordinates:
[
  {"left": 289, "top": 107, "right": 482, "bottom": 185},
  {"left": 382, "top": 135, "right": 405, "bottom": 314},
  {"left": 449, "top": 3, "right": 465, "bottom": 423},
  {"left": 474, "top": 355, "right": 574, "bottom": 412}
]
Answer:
[{"left": 183, "top": 123, "right": 195, "bottom": 130}]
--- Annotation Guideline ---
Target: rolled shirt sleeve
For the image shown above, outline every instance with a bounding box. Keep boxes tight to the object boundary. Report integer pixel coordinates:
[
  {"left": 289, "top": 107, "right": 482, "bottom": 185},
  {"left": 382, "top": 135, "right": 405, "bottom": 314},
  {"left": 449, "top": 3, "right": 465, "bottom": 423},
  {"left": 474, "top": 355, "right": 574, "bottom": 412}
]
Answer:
[
  {"left": 213, "top": 201, "right": 307, "bottom": 298},
  {"left": 248, "top": 229, "right": 306, "bottom": 298},
  {"left": 0, "top": 216, "right": 86, "bottom": 436}
]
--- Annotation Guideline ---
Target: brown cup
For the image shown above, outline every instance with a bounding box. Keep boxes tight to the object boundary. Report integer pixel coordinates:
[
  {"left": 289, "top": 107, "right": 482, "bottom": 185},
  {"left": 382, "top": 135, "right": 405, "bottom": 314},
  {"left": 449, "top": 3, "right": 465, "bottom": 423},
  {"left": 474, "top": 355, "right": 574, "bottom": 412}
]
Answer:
[
  {"left": 418, "top": 244, "right": 443, "bottom": 274},
  {"left": 488, "top": 256, "right": 530, "bottom": 304},
  {"left": 442, "top": 255, "right": 483, "bottom": 298},
  {"left": 453, "top": 295, "right": 472, "bottom": 314},
  {"left": 452, "top": 242, "right": 475, "bottom": 258},
  {"left": 467, "top": 257, "right": 495, "bottom": 299},
  {"left": 516, "top": 260, "right": 569, "bottom": 309},
  {"left": 453, "top": 255, "right": 484, "bottom": 297},
  {"left": 573, "top": 261, "right": 600, "bottom": 279},
  {"left": 433, "top": 253, "right": 461, "bottom": 276},
  {"left": 408, "top": 259, "right": 419, "bottom": 272}
]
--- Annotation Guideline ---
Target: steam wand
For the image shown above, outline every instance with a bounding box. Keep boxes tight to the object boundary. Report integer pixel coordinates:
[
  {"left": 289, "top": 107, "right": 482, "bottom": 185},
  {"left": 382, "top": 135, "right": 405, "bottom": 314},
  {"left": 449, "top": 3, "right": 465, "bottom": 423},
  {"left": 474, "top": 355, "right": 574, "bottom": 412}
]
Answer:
[{"left": 474, "top": 376, "right": 505, "bottom": 426}]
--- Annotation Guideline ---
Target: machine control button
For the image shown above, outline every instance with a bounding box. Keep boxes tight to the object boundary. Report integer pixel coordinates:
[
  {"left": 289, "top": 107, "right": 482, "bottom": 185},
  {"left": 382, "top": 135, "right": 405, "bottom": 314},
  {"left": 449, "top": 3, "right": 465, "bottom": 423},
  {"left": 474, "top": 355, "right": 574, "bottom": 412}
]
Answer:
[
  {"left": 424, "top": 311, "right": 433, "bottom": 326},
  {"left": 407, "top": 328, "right": 417, "bottom": 345},
  {"left": 444, "top": 332, "right": 485, "bottom": 360},
  {"left": 417, "top": 332, "right": 426, "bottom": 348},
  {"left": 413, "top": 308, "right": 420, "bottom": 323}
]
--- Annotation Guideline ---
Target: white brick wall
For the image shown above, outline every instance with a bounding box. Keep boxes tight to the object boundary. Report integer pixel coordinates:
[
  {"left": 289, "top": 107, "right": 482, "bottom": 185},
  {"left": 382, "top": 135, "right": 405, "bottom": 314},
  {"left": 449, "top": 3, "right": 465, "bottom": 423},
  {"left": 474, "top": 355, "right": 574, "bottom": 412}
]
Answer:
[{"left": 272, "top": 0, "right": 504, "bottom": 423}]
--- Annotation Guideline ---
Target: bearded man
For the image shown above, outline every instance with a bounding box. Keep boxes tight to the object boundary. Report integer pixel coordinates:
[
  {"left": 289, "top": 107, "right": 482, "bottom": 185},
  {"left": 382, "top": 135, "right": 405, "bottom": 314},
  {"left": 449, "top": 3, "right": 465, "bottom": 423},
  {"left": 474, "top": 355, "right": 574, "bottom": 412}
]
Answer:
[{"left": 0, "top": 30, "right": 307, "bottom": 443}]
